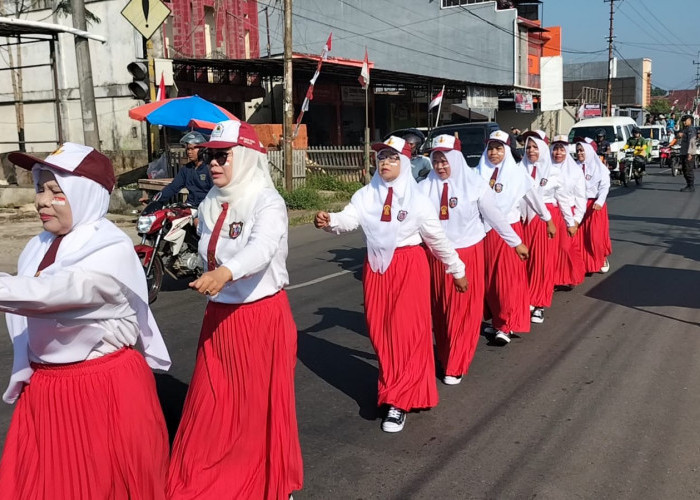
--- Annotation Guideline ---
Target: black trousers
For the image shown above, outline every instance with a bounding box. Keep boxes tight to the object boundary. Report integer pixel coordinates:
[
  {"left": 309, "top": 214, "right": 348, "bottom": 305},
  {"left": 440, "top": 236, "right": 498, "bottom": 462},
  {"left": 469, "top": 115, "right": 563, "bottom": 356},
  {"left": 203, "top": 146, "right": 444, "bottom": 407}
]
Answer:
[{"left": 682, "top": 154, "right": 695, "bottom": 186}]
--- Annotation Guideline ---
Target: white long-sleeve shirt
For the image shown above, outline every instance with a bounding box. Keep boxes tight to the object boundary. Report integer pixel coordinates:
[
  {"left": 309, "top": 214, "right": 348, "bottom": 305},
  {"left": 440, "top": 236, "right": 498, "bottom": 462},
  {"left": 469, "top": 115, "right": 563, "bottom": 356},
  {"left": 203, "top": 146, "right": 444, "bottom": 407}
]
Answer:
[
  {"left": 199, "top": 187, "right": 290, "bottom": 304},
  {"left": 327, "top": 201, "right": 466, "bottom": 279}
]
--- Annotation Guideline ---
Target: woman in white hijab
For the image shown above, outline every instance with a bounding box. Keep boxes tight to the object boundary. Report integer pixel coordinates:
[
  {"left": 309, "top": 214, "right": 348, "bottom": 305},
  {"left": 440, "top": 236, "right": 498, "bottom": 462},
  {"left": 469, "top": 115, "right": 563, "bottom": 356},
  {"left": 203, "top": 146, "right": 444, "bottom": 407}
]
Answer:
[
  {"left": 574, "top": 138, "right": 612, "bottom": 274},
  {"left": 167, "top": 120, "right": 303, "bottom": 499},
  {"left": 550, "top": 135, "right": 587, "bottom": 287},
  {"left": 518, "top": 132, "right": 576, "bottom": 325},
  {"left": 418, "top": 134, "right": 528, "bottom": 385},
  {"left": 314, "top": 136, "right": 467, "bottom": 433},
  {"left": 0, "top": 143, "right": 171, "bottom": 499},
  {"left": 476, "top": 131, "right": 553, "bottom": 344}
]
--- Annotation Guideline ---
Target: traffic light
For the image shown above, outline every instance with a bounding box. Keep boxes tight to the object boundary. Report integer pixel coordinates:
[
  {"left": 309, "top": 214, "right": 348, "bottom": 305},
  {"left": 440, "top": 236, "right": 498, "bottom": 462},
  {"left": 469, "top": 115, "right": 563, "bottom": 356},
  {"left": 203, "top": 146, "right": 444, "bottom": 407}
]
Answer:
[{"left": 127, "top": 61, "right": 150, "bottom": 100}]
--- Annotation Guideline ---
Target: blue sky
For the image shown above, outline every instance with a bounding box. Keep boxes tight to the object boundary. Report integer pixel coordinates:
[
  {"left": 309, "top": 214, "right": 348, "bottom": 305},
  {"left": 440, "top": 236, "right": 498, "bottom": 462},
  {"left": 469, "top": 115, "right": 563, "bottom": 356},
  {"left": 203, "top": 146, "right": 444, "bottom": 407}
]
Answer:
[{"left": 542, "top": 0, "right": 700, "bottom": 91}]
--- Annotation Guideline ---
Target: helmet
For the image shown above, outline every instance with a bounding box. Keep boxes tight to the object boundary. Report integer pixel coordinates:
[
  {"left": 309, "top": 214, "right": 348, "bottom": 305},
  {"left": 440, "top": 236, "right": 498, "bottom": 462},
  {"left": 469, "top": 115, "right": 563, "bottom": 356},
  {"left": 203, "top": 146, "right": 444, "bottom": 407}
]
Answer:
[
  {"left": 658, "top": 114, "right": 665, "bottom": 119},
  {"left": 402, "top": 132, "right": 423, "bottom": 146},
  {"left": 595, "top": 129, "right": 606, "bottom": 138},
  {"left": 632, "top": 127, "right": 641, "bottom": 134},
  {"left": 179, "top": 131, "right": 207, "bottom": 146}
]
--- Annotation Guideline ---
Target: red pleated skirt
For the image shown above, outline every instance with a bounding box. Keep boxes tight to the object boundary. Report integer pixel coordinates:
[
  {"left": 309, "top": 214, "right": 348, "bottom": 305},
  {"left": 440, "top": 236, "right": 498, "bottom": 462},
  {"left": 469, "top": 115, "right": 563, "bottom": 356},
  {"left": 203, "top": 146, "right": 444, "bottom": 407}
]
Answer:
[
  {"left": 576, "top": 200, "right": 613, "bottom": 273},
  {"left": 167, "top": 291, "right": 303, "bottom": 500},
  {"left": 0, "top": 348, "right": 169, "bottom": 500},
  {"left": 523, "top": 203, "right": 561, "bottom": 308},
  {"left": 554, "top": 205, "right": 585, "bottom": 286},
  {"left": 363, "top": 245, "right": 438, "bottom": 411},
  {"left": 483, "top": 223, "right": 530, "bottom": 333},
  {"left": 428, "top": 241, "right": 485, "bottom": 378}
]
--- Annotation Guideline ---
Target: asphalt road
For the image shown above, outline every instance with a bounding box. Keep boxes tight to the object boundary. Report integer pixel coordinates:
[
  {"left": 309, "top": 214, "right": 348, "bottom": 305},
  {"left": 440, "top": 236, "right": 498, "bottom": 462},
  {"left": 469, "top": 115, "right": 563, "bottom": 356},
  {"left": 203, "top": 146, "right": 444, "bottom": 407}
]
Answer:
[{"left": 1, "top": 167, "right": 699, "bottom": 499}]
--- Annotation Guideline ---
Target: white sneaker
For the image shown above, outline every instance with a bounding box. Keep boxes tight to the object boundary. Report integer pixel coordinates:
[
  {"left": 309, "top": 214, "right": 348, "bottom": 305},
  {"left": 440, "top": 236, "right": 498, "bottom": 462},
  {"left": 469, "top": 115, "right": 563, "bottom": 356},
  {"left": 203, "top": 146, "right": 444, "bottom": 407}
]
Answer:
[
  {"left": 443, "top": 375, "right": 462, "bottom": 385},
  {"left": 529, "top": 304, "right": 535, "bottom": 312},
  {"left": 531, "top": 308, "right": 544, "bottom": 324},
  {"left": 600, "top": 258, "right": 610, "bottom": 273},
  {"left": 381, "top": 406, "right": 406, "bottom": 433},
  {"left": 495, "top": 330, "right": 511, "bottom": 344}
]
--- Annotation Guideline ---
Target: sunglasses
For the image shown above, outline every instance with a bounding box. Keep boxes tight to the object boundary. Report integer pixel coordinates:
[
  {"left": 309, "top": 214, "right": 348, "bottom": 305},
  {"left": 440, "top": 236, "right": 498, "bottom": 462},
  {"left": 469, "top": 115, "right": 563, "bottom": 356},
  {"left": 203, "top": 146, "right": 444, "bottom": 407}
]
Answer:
[
  {"left": 377, "top": 153, "right": 400, "bottom": 162},
  {"left": 204, "top": 149, "right": 232, "bottom": 164}
]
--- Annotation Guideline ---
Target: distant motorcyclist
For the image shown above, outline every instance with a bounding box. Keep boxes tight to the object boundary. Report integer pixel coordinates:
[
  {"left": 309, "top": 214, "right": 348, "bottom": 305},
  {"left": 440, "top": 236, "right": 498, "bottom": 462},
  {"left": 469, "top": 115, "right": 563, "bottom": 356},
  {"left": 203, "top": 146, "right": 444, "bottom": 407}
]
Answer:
[
  {"left": 402, "top": 131, "right": 433, "bottom": 181},
  {"left": 142, "top": 131, "right": 213, "bottom": 208},
  {"left": 623, "top": 127, "right": 648, "bottom": 156},
  {"left": 594, "top": 129, "right": 611, "bottom": 156}
]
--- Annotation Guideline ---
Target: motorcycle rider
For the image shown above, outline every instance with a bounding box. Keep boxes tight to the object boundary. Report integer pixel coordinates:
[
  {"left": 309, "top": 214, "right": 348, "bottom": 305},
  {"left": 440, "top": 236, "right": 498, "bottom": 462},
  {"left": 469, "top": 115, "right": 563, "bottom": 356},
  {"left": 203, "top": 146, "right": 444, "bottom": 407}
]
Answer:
[
  {"left": 141, "top": 131, "right": 213, "bottom": 208},
  {"left": 402, "top": 131, "right": 433, "bottom": 181},
  {"left": 594, "top": 129, "right": 611, "bottom": 156}
]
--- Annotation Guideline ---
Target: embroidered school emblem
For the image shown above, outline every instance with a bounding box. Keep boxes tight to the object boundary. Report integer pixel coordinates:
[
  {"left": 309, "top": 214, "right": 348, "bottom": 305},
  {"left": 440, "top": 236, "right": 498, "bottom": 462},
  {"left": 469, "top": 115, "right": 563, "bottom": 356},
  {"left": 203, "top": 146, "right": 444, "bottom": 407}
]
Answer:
[
  {"left": 383, "top": 204, "right": 391, "bottom": 217},
  {"left": 449, "top": 197, "right": 458, "bottom": 208},
  {"left": 397, "top": 210, "right": 408, "bottom": 222},
  {"left": 228, "top": 221, "right": 243, "bottom": 239},
  {"left": 489, "top": 179, "right": 496, "bottom": 188},
  {"left": 540, "top": 178, "right": 548, "bottom": 187},
  {"left": 494, "top": 183, "right": 503, "bottom": 193},
  {"left": 200, "top": 174, "right": 207, "bottom": 181},
  {"left": 585, "top": 174, "right": 592, "bottom": 181}
]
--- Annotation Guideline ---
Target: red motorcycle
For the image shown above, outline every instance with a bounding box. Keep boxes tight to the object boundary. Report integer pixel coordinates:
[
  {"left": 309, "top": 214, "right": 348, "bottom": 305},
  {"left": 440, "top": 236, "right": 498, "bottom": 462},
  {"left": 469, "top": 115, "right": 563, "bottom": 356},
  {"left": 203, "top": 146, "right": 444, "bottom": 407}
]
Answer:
[
  {"left": 134, "top": 202, "right": 202, "bottom": 303},
  {"left": 659, "top": 142, "right": 671, "bottom": 169}
]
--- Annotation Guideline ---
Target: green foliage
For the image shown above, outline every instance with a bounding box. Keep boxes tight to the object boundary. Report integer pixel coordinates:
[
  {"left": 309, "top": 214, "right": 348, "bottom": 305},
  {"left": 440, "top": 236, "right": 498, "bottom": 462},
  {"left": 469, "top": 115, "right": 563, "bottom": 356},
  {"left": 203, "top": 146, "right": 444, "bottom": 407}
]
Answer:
[
  {"left": 651, "top": 86, "right": 668, "bottom": 97},
  {"left": 279, "top": 187, "right": 322, "bottom": 210},
  {"left": 646, "top": 98, "right": 671, "bottom": 116},
  {"left": 305, "top": 174, "right": 362, "bottom": 194}
]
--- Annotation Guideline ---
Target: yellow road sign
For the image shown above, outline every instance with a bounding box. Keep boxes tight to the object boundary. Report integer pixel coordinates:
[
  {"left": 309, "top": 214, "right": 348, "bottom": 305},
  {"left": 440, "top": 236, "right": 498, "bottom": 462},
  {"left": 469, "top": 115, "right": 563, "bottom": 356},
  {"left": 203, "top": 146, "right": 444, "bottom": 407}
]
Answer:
[{"left": 121, "top": 0, "right": 171, "bottom": 40}]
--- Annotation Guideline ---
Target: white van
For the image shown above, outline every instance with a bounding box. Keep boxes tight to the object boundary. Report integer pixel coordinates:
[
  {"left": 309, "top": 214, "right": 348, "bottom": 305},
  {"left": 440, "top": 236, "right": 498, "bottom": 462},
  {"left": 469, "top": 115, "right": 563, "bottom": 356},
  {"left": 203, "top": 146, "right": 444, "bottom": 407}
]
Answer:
[
  {"left": 640, "top": 125, "right": 669, "bottom": 162},
  {"left": 568, "top": 116, "right": 638, "bottom": 161}
]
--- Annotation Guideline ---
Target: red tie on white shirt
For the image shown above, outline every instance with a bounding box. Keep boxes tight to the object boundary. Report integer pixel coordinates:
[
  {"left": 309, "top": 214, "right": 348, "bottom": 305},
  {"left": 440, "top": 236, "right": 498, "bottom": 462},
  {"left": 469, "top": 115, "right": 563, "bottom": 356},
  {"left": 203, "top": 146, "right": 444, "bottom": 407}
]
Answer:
[
  {"left": 439, "top": 183, "right": 449, "bottom": 220},
  {"left": 207, "top": 202, "right": 229, "bottom": 271},
  {"left": 582, "top": 164, "right": 586, "bottom": 175},
  {"left": 380, "top": 187, "right": 393, "bottom": 222},
  {"left": 531, "top": 165, "right": 537, "bottom": 179},
  {"left": 35, "top": 234, "right": 65, "bottom": 276}
]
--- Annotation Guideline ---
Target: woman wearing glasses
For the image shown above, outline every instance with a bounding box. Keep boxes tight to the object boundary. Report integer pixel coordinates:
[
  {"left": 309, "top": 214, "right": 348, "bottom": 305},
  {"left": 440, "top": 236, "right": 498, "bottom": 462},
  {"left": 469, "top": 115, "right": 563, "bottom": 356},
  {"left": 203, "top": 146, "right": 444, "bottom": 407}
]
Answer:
[
  {"left": 418, "top": 134, "right": 528, "bottom": 385},
  {"left": 167, "top": 120, "right": 303, "bottom": 500},
  {"left": 314, "top": 136, "right": 467, "bottom": 433}
]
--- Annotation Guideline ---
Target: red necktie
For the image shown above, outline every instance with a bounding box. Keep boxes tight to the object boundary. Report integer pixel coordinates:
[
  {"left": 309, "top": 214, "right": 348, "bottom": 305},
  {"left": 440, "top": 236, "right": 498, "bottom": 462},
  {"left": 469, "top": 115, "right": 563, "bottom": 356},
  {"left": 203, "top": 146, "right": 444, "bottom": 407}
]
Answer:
[
  {"left": 489, "top": 167, "right": 499, "bottom": 188},
  {"left": 582, "top": 164, "right": 586, "bottom": 175},
  {"left": 35, "top": 234, "right": 65, "bottom": 276},
  {"left": 439, "top": 183, "right": 449, "bottom": 220},
  {"left": 531, "top": 165, "right": 537, "bottom": 179},
  {"left": 207, "top": 202, "right": 229, "bottom": 271},
  {"left": 380, "top": 187, "right": 393, "bottom": 222}
]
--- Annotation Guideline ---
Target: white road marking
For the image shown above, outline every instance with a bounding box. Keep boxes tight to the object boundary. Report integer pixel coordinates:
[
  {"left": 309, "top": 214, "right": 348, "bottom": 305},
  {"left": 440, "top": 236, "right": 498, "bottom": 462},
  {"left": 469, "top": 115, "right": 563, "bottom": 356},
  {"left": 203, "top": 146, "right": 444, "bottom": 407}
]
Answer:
[{"left": 286, "top": 265, "right": 362, "bottom": 290}]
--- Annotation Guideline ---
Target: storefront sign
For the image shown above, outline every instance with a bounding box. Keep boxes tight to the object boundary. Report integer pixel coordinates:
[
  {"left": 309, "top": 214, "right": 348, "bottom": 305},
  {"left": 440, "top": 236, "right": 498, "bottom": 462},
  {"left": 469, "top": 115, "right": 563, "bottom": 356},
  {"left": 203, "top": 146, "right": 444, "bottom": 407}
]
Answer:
[
  {"left": 466, "top": 86, "right": 498, "bottom": 110},
  {"left": 341, "top": 86, "right": 366, "bottom": 104},
  {"left": 515, "top": 92, "right": 534, "bottom": 113}
]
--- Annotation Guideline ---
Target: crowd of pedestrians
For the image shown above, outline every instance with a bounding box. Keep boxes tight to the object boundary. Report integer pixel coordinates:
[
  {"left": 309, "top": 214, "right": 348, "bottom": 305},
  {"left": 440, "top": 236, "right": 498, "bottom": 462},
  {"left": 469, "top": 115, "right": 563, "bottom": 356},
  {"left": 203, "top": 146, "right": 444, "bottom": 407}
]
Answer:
[{"left": 0, "top": 119, "right": 613, "bottom": 499}]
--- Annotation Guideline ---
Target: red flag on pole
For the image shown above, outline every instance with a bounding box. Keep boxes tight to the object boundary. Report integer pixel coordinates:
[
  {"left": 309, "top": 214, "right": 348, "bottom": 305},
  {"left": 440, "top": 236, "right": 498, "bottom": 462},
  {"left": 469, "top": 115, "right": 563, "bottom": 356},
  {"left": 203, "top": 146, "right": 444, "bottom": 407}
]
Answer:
[
  {"left": 156, "top": 72, "right": 166, "bottom": 101},
  {"left": 359, "top": 49, "right": 370, "bottom": 89},
  {"left": 428, "top": 88, "right": 444, "bottom": 111}
]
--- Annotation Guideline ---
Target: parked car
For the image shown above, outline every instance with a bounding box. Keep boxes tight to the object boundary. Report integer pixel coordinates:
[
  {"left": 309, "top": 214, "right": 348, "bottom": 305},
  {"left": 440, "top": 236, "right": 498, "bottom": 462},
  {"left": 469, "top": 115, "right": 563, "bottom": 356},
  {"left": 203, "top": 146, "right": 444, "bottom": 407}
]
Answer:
[
  {"left": 640, "top": 125, "right": 668, "bottom": 163},
  {"left": 424, "top": 122, "right": 501, "bottom": 167},
  {"left": 568, "top": 116, "right": 637, "bottom": 163}
]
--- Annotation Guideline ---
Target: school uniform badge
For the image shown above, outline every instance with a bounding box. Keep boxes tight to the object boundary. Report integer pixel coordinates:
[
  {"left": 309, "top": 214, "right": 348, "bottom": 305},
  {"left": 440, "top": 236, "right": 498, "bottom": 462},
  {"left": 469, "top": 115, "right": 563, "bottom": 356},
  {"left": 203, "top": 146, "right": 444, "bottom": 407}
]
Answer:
[
  {"left": 200, "top": 174, "right": 207, "bottom": 181},
  {"left": 540, "top": 178, "right": 548, "bottom": 187},
  {"left": 397, "top": 210, "right": 408, "bottom": 222},
  {"left": 494, "top": 183, "right": 503, "bottom": 193},
  {"left": 449, "top": 197, "right": 458, "bottom": 208},
  {"left": 228, "top": 221, "right": 243, "bottom": 239},
  {"left": 585, "top": 174, "right": 592, "bottom": 181}
]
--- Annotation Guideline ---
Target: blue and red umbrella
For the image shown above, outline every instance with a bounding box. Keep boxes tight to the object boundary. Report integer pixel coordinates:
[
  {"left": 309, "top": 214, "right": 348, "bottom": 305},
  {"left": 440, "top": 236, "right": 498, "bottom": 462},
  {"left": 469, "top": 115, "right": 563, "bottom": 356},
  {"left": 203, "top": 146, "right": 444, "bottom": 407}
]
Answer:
[{"left": 128, "top": 95, "right": 237, "bottom": 130}]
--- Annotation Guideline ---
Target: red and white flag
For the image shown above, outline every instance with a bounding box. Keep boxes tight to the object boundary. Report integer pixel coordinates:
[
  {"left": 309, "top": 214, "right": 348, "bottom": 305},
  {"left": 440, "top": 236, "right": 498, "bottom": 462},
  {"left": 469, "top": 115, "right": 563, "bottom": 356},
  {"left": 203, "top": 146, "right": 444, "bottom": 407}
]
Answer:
[
  {"left": 359, "top": 48, "right": 370, "bottom": 89},
  {"left": 295, "top": 32, "right": 333, "bottom": 135},
  {"left": 156, "top": 72, "right": 166, "bottom": 101},
  {"left": 321, "top": 33, "right": 332, "bottom": 61},
  {"left": 428, "top": 87, "right": 444, "bottom": 111}
]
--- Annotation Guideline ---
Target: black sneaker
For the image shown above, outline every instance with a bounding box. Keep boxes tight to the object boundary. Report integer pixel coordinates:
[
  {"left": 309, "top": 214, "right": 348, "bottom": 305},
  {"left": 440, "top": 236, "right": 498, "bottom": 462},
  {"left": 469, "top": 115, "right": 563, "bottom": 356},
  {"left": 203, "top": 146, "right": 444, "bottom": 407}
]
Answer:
[
  {"left": 381, "top": 406, "right": 406, "bottom": 433},
  {"left": 680, "top": 185, "right": 695, "bottom": 192},
  {"left": 531, "top": 307, "right": 544, "bottom": 324}
]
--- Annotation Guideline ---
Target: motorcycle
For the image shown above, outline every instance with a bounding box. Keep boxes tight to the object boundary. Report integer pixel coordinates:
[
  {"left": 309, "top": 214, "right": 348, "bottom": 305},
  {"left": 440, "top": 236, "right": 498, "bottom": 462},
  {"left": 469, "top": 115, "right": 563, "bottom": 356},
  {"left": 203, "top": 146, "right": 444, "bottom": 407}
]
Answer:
[
  {"left": 670, "top": 145, "right": 682, "bottom": 176},
  {"left": 134, "top": 201, "right": 203, "bottom": 303},
  {"left": 619, "top": 147, "right": 645, "bottom": 186}
]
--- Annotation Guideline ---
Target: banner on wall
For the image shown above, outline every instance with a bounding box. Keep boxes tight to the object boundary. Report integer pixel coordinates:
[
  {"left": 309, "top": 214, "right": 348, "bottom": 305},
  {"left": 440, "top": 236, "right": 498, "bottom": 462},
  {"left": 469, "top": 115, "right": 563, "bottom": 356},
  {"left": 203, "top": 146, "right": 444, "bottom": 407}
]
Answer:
[{"left": 515, "top": 92, "right": 534, "bottom": 113}]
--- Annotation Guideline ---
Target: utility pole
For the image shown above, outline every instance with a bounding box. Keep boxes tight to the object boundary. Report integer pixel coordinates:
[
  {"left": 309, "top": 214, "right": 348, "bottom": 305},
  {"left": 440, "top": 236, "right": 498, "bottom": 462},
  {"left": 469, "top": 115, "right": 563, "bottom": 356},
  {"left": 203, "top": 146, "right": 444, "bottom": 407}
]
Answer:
[
  {"left": 604, "top": 0, "right": 615, "bottom": 117},
  {"left": 693, "top": 53, "right": 700, "bottom": 113},
  {"left": 283, "top": 0, "right": 294, "bottom": 191},
  {"left": 72, "top": 0, "right": 100, "bottom": 148}
]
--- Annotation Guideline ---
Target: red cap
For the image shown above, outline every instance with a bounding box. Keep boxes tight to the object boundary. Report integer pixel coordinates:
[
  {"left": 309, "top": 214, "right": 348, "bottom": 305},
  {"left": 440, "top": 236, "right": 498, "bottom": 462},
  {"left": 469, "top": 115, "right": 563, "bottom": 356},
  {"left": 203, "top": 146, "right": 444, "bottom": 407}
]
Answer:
[
  {"left": 371, "top": 136, "right": 412, "bottom": 157},
  {"left": 201, "top": 119, "right": 266, "bottom": 152},
  {"left": 8, "top": 142, "right": 116, "bottom": 193}
]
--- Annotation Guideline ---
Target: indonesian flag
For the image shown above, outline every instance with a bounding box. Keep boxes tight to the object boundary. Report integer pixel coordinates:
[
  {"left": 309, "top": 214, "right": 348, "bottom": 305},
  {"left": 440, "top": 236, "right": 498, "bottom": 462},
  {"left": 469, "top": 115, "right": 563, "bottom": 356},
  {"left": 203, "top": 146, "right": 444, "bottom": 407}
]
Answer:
[
  {"left": 156, "top": 72, "right": 166, "bottom": 101},
  {"left": 359, "top": 48, "right": 370, "bottom": 89},
  {"left": 429, "top": 87, "right": 444, "bottom": 111},
  {"left": 321, "top": 33, "right": 332, "bottom": 61}
]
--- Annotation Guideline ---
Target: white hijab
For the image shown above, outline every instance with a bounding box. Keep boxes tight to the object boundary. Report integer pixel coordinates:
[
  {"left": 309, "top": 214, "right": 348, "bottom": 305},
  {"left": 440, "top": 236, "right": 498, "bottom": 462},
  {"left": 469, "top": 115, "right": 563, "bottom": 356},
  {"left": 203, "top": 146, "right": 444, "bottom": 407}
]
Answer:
[
  {"left": 576, "top": 142, "right": 608, "bottom": 190},
  {"left": 199, "top": 145, "right": 274, "bottom": 233},
  {"left": 4, "top": 166, "right": 171, "bottom": 403},
  {"left": 519, "top": 136, "right": 557, "bottom": 222},
  {"left": 476, "top": 141, "right": 533, "bottom": 217},
  {"left": 551, "top": 142, "right": 586, "bottom": 208},
  {"left": 421, "top": 149, "right": 487, "bottom": 245},
  {"left": 351, "top": 150, "right": 421, "bottom": 273}
]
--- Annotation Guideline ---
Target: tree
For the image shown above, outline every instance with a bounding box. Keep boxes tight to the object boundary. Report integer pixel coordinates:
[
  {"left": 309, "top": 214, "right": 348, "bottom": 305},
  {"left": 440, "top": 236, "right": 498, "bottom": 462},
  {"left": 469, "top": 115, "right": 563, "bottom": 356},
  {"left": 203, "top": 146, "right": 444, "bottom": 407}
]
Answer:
[
  {"left": 646, "top": 98, "right": 671, "bottom": 116},
  {"left": 651, "top": 86, "right": 667, "bottom": 97}
]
